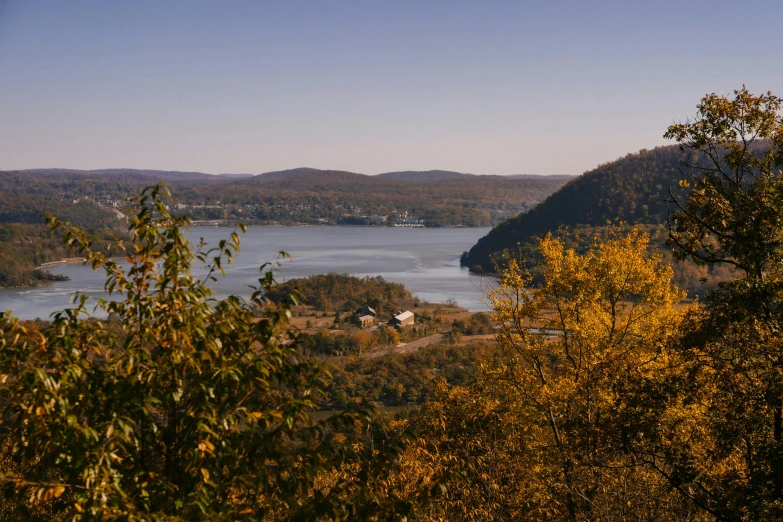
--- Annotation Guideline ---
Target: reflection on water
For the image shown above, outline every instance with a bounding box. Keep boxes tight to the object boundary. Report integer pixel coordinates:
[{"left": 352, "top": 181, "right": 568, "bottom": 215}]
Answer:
[{"left": 0, "top": 226, "right": 494, "bottom": 319}]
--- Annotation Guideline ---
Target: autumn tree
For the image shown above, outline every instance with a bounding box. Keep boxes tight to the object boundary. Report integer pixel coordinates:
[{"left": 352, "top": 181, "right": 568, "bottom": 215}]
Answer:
[
  {"left": 665, "top": 87, "right": 783, "bottom": 277},
  {"left": 407, "top": 227, "right": 698, "bottom": 520},
  {"left": 636, "top": 87, "right": 783, "bottom": 519}
]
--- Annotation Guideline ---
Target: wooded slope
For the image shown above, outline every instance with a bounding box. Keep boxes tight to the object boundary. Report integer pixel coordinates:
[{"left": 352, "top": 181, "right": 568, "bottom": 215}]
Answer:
[{"left": 461, "top": 146, "right": 693, "bottom": 271}]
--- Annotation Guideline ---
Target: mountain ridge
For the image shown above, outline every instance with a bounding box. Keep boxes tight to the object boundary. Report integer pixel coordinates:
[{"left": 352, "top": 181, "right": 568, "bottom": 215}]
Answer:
[
  {"left": 376, "top": 170, "right": 574, "bottom": 182},
  {"left": 22, "top": 167, "right": 575, "bottom": 184},
  {"left": 460, "top": 145, "right": 694, "bottom": 271}
]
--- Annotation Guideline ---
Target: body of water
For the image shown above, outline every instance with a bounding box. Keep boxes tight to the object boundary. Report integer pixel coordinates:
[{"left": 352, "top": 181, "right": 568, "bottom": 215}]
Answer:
[{"left": 0, "top": 226, "right": 494, "bottom": 319}]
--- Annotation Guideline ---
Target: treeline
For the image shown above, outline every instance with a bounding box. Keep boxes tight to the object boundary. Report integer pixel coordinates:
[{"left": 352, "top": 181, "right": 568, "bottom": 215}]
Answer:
[
  {"left": 267, "top": 273, "right": 414, "bottom": 317},
  {"left": 484, "top": 223, "right": 737, "bottom": 299},
  {"left": 449, "top": 311, "right": 494, "bottom": 336},
  {"left": 305, "top": 328, "right": 402, "bottom": 357},
  {"left": 322, "top": 341, "right": 499, "bottom": 410}
]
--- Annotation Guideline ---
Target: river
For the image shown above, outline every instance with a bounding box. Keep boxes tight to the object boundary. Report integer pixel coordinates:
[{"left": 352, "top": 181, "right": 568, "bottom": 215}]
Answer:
[{"left": 0, "top": 226, "right": 494, "bottom": 319}]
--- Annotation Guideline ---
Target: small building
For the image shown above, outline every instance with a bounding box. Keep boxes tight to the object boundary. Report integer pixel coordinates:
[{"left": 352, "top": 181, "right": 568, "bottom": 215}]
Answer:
[
  {"left": 356, "top": 306, "right": 377, "bottom": 317},
  {"left": 388, "top": 311, "right": 414, "bottom": 329},
  {"left": 358, "top": 314, "right": 375, "bottom": 328}
]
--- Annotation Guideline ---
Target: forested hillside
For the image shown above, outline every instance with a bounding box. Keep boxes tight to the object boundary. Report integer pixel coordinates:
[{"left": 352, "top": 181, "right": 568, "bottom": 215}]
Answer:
[
  {"left": 0, "top": 192, "right": 119, "bottom": 228},
  {"left": 461, "top": 145, "right": 693, "bottom": 271},
  {"left": 5, "top": 168, "right": 570, "bottom": 227},
  {"left": 0, "top": 192, "right": 123, "bottom": 287},
  {"left": 376, "top": 170, "right": 476, "bottom": 181}
]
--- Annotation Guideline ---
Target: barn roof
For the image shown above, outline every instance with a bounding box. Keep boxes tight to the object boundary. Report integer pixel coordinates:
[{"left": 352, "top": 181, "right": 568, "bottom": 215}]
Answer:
[{"left": 393, "top": 311, "right": 414, "bottom": 321}]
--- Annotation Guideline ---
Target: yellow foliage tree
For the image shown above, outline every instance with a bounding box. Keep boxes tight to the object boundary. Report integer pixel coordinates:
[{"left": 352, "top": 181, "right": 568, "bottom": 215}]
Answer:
[{"left": 410, "top": 227, "right": 702, "bottom": 520}]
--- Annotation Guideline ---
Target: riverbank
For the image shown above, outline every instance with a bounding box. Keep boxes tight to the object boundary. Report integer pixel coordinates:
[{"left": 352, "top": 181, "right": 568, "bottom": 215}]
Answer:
[{"left": 37, "top": 257, "right": 86, "bottom": 269}]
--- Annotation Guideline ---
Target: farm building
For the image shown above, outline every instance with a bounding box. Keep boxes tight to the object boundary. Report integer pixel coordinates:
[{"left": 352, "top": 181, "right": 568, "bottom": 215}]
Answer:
[
  {"left": 388, "top": 311, "right": 414, "bottom": 329},
  {"left": 356, "top": 306, "right": 377, "bottom": 317},
  {"left": 358, "top": 314, "right": 375, "bottom": 328}
]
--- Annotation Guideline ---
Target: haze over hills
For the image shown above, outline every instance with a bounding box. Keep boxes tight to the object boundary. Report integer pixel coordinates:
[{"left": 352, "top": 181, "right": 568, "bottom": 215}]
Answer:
[
  {"left": 25, "top": 167, "right": 574, "bottom": 183},
  {"left": 376, "top": 170, "right": 574, "bottom": 182},
  {"left": 28, "top": 168, "right": 255, "bottom": 183},
  {"left": 505, "top": 174, "right": 575, "bottom": 180},
  {"left": 460, "top": 145, "right": 694, "bottom": 272},
  {"left": 245, "top": 169, "right": 376, "bottom": 189},
  {"left": 377, "top": 170, "right": 477, "bottom": 181}
]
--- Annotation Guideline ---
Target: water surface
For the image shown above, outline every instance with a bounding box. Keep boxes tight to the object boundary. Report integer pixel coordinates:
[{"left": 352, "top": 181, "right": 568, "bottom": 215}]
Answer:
[{"left": 0, "top": 226, "right": 494, "bottom": 319}]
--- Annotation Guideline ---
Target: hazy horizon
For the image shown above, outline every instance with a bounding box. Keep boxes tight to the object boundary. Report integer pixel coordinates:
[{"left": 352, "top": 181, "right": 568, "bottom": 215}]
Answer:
[
  {"left": 16, "top": 166, "right": 576, "bottom": 177},
  {"left": 2, "top": 1, "right": 782, "bottom": 175}
]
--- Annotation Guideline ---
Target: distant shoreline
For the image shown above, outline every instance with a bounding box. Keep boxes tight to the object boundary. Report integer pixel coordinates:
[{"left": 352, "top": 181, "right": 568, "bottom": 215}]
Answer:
[
  {"left": 37, "top": 257, "right": 87, "bottom": 269},
  {"left": 190, "top": 223, "right": 480, "bottom": 229}
]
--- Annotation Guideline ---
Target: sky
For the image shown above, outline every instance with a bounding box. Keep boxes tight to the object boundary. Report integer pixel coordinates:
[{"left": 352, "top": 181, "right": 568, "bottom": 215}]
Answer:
[{"left": 1, "top": 1, "right": 782, "bottom": 176}]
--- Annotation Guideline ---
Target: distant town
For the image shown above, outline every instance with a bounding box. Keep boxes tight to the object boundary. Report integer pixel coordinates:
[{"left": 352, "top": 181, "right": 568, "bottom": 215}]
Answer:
[{"left": 71, "top": 192, "right": 429, "bottom": 227}]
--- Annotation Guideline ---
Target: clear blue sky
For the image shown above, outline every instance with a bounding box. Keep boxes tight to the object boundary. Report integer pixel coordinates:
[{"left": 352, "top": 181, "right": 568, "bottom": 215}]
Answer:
[{"left": 1, "top": 0, "right": 781, "bottom": 175}]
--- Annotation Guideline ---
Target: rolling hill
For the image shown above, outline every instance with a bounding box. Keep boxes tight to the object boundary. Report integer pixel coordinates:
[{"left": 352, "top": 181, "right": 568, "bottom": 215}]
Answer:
[
  {"left": 23, "top": 167, "right": 574, "bottom": 185},
  {"left": 376, "top": 170, "right": 477, "bottom": 182},
  {"left": 27, "top": 168, "right": 254, "bottom": 183},
  {"left": 376, "top": 170, "right": 575, "bottom": 182},
  {"left": 460, "top": 145, "right": 695, "bottom": 271}
]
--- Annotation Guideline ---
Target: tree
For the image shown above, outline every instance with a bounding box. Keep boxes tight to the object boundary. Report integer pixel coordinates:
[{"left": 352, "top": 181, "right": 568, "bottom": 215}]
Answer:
[
  {"left": 665, "top": 87, "right": 783, "bottom": 278},
  {"left": 410, "top": 227, "right": 696, "bottom": 520},
  {"left": 0, "top": 185, "right": 440, "bottom": 520},
  {"left": 637, "top": 87, "right": 783, "bottom": 519}
]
